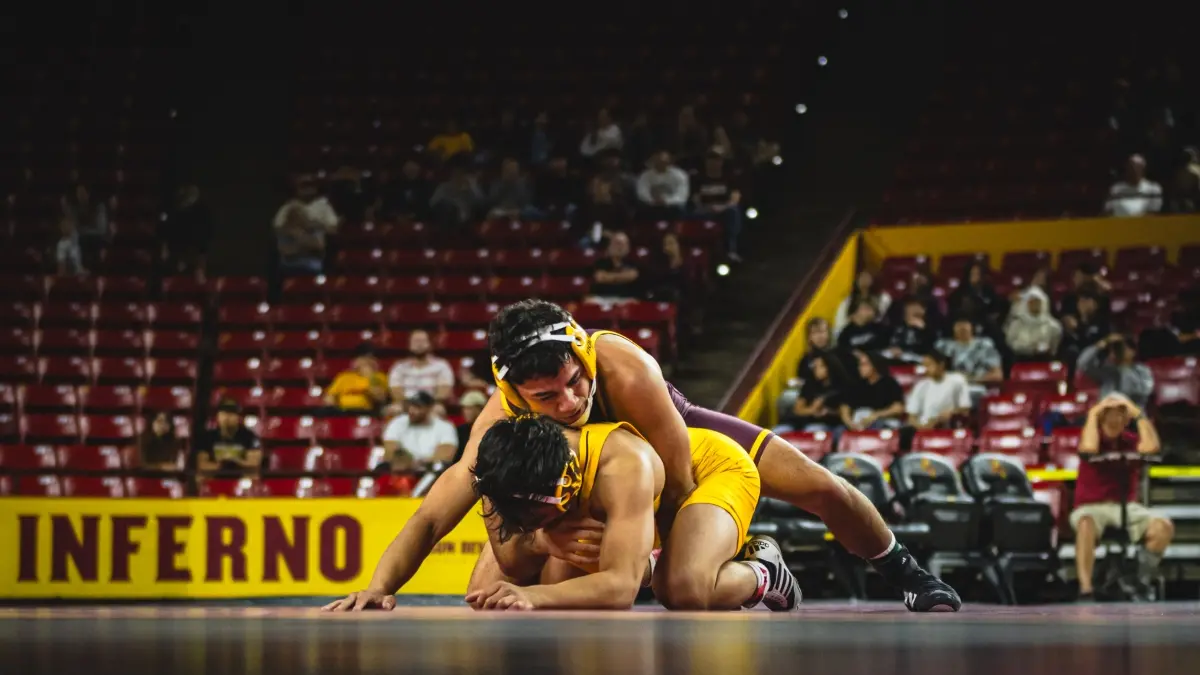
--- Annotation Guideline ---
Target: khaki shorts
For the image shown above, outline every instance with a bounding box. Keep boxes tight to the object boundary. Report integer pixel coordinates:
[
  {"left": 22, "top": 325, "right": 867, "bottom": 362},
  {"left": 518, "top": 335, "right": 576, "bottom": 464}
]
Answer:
[{"left": 1069, "top": 502, "right": 1162, "bottom": 543}]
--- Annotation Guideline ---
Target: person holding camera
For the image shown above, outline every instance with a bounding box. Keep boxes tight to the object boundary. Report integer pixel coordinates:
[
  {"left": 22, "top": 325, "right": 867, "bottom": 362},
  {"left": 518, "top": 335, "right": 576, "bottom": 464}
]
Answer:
[
  {"left": 1070, "top": 394, "right": 1174, "bottom": 601},
  {"left": 1076, "top": 334, "right": 1155, "bottom": 409}
]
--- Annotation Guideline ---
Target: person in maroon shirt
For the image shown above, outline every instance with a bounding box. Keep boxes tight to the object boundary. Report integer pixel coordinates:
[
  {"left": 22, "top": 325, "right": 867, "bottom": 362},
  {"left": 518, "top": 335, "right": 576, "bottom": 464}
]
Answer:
[{"left": 1069, "top": 394, "right": 1174, "bottom": 600}]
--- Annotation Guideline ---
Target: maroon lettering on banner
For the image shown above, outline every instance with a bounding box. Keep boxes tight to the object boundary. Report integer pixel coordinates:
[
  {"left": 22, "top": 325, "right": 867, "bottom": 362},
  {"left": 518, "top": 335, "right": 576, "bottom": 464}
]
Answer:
[
  {"left": 206, "top": 516, "right": 248, "bottom": 582},
  {"left": 110, "top": 516, "right": 148, "bottom": 582},
  {"left": 461, "top": 541, "right": 485, "bottom": 555},
  {"left": 318, "top": 516, "right": 361, "bottom": 582},
  {"left": 50, "top": 515, "right": 99, "bottom": 582},
  {"left": 431, "top": 542, "right": 455, "bottom": 554},
  {"left": 18, "top": 515, "right": 38, "bottom": 582},
  {"left": 263, "top": 516, "right": 309, "bottom": 582},
  {"left": 156, "top": 516, "right": 192, "bottom": 582}
]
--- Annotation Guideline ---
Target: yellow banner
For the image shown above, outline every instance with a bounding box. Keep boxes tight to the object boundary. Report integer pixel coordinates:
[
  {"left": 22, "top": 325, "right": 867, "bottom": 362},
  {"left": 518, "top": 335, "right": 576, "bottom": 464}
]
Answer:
[{"left": 0, "top": 498, "right": 487, "bottom": 599}]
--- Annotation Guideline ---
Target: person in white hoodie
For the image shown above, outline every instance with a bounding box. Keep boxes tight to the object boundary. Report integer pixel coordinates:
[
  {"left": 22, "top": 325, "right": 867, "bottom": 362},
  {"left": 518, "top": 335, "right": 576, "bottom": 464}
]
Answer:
[
  {"left": 636, "top": 151, "right": 690, "bottom": 219},
  {"left": 1004, "top": 287, "right": 1063, "bottom": 360}
]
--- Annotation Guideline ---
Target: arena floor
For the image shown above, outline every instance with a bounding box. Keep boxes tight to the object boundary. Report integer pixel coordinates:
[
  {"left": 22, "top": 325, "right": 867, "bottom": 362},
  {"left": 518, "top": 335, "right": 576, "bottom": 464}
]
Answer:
[{"left": 2, "top": 601, "right": 1198, "bottom": 675}]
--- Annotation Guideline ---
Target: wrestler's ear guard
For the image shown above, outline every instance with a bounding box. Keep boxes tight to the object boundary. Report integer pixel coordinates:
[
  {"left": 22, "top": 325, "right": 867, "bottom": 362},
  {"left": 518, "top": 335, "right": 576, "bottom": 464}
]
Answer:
[{"left": 492, "top": 320, "right": 596, "bottom": 413}]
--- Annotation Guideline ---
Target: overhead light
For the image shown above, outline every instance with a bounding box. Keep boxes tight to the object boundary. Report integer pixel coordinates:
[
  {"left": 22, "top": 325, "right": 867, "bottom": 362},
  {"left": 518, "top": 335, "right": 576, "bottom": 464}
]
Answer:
[
  {"left": 839, "top": 9, "right": 849, "bottom": 19},
  {"left": 772, "top": 155, "right": 783, "bottom": 166},
  {"left": 817, "top": 56, "right": 828, "bottom": 67},
  {"left": 746, "top": 207, "right": 759, "bottom": 219},
  {"left": 795, "top": 103, "right": 808, "bottom": 114},
  {"left": 716, "top": 264, "right": 731, "bottom": 277}
]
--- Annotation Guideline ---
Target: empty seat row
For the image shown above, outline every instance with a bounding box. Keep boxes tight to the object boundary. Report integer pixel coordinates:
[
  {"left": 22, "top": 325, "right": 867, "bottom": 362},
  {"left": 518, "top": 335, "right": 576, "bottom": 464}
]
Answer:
[
  {"left": 0, "top": 356, "right": 198, "bottom": 386},
  {"left": 0, "top": 474, "right": 417, "bottom": 498},
  {"left": 0, "top": 383, "right": 193, "bottom": 415},
  {"left": 881, "top": 245, "right": 1199, "bottom": 278},
  {"left": 0, "top": 413, "right": 190, "bottom": 445},
  {"left": 0, "top": 443, "right": 183, "bottom": 472},
  {"left": 781, "top": 426, "right": 1085, "bottom": 469},
  {"left": 0, "top": 328, "right": 200, "bottom": 358},
  {"left": 0, "top": 302, "right": 204, "bottom": 331}
]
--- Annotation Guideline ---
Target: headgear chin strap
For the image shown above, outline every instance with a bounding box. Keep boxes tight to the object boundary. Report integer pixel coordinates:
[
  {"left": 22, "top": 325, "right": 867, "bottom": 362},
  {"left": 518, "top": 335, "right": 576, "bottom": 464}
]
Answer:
[{"left": 492, "top": 319, "right": 598, "bottom": 426}]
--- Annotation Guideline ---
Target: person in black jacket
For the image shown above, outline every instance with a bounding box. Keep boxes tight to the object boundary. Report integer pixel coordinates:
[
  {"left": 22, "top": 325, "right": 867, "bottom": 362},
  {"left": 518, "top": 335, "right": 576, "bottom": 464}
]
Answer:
[
  {"left": 840, "top": 351, "right": 906, "bottom": 431},
  {"left": 884, "top": 297, "right": 937, "bottom": 364},
  {"left": 838, "top": 299, "right": 891, "bottom": 354}
]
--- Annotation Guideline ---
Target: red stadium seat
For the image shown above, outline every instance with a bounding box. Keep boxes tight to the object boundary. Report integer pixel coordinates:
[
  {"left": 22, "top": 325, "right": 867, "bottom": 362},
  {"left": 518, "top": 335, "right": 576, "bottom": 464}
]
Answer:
[
  {"left": 149, "top": 302, "right": 205, "bottom": 330},
  {"left": 388, "top": 249, "right": 442, "bottom": 274},
  {"left": 46, "top": 276, "right": 99, "bottom": 303},
  {"left": 313, "top": 416, "right": 380, "bottom": 446},
  {"left": 7, "top": 475, "right": 63, "bottom": 496},
  {"left": 22, "top": 384, "right": 79, "bottom": 413},
  {"left": 779, "top": 430, "right": 834, "bottom": 461},
  {"left": 1145, "top": 356, "right": 1199, "bottom": 381},
  {"left": 444, "top": 301, "right": 501, "bottom": 329},
  {"left": 1114, "top": 246, "right": 1165, "bottom": 272},
  {"left": 261, "top": 357, "right": 316, "bottom": 386},
  {"left": 982, "top": 392, "right": 1035, "bottom": 421},
  {"left": 546, "top": 248, "right": 598, "bottom": 273},
  {"left": 1038, "top": 392, "right": 1093, "bottom": 420},
  {"left": 676, "top": 219, "right": 724, "bottom": 248},
  {"left": 37, "top": 328, "right": 91, "bottom": 355},
  {"left": 0, "top": 327, "right": 35, "bottom": 355},
  {"left": 333, "top": 248, "right": 389, "bottom": 274},
  {"left": 218, "top": 302, "right": 272, "bottom": 329},
  {"left": 381, "top": 276, "right": 434, "bottom": 301},
  {"left": 320, "top": 329, "right": 380, "bottom": 356},
  {"left": 1155, "top": 377, "right": 1200, "bottom": 408},
  {"left": 39, "top": 356, "right": 92, "bottom": 384},
  {"left": 212, "top": 358, "right": 264, "bottom": 387},
  {"left": 327, "top": 275, "right": 384, "bottom": 302},
  {"left": 146, "top": 330, "right": 200, "bottom": 356},
  {"left": 0, "top": 412, "right": 19, "bottom": 442},
  {"left": 889, "top": 364, "right": 927, "bottom": 394},
  {"left": 392, "top": 301, "right": 449, "bottom": 327},
  {"left": 97, "top": 248, "right": 153, "bottom": 274},
  {"left": 317, "top": 445, "right": 387, "bottom": 473},
  {"left": 526, "top": 220, "right": 576, "bottom": 247},
  {"left": 0, "top": 275, "right": 45, "bottom": 302},
  {"left": 101, "top": 277, "right": 149, "bottom": 302},
  {"left": 258, "top": 477, "right": 318, "bottom": 498},
  {"left": 978, "top": 428, "right": 1041, "bottom": 466},
  {"left": 147, "top": 358, "right": 199, "bottom": 385},
  {"left": 80, "top": 415, "right": 137, "bottom": 445},
  {"left": 0, "top": 355, "right": 38, "bottom": 383},
  {"left": 215, "top": 276, "right": 269, "bottom": 303},
  {"left": 442, "top": 249, "right": 494, "bottom": 274},
  {"left": 492, "top": 248, "right": 549, "bottom": 274},
  {"left": 271, "top": 303, "right": 328, "bottom": 331},
  {"left": 567, "top": 302, "right": 619, "bottom": 330},
  {"left": 79, "top": 385, "right": 139, "bottom": 413},
  {"left": 1046, "top": 428, "right": 1083, "bottom": 470},
  {"left": 542, "top": 275, "right": 590, "bottom": 300},
  {"left": 937, "top": 252, "right": 988, "bottom": 279},
  {"left": 271, "top": 330, "right": 323, "bottom": 356},
  {"left": 0, "top": 302, "right": 38, "bottom": 329},
  {"left": 320, "top": 477, "right": 378, "bottom": 497},
  {"left": 911, "top": 429, "right": 974, "bottom": 464},
  {"left": 310, "top": 358, "right": 352, "bottom": 386},
  {"left": 23, "top": 414, "right": 82, "bottom": 444},
  {"left": 218, "top": 330, "right": 271, "bottom": 357},
  {"left": 440, "top": 329, "right": 489, "bottom": 354},
  {"left": 61, "top": 475, "right": 126, "bottom": 497},
  {"left": 267, "top": 445, "right": 322, "bottom": 473},
  {"left": 628, "top": 327, "right": 661, "bottom": 360},
  {"left": 255, "top": 415, "right": 316, "bottom": 445},
  {"left": 325, "top": 303, "right": 388, "bottom": 330},
  {"left": 488, "top": 275, "right": 544, "bottom": 301},
  {"left": 93, "top": 302, "right": 148, "bottom": 329},
  {"left": 262, "top": 385, "right": 326, "bottom": 414},
  {"left": 0, "top": 444, "right": 58, "bottom": 471},
  {"left": 161, "top": 277, "right": 213, "bottom": 304},
  {"left": 837, "top": 429, "right": 901, "bottom": 462},
  {"left": 1000, "top": 250, "right": 1051, "bottom": 275},
  {"left": 198, "top": 478, "right": 258, "bottom": 498},
  {"left": 211, "top": 386, "right": 266, "bottom": 418},
  {"left": 0, "top": 383, "right": 14, "bottom": 414},
  {"left": 92, "top": 357, "right": 147, "bottom": 385},
  {"left": 377, "top": 474, "right": 418, "bottom": 497},
  {"left": 281, "top": 275, "right": 331, "bottom": 303},
  {"left": 92, "top": 329, "right": 146, "bottom": 357},
  {"left": 125, "top": 478, "right": 186, "bottom": 498},
  {"left": 477, "top": 220, "right": 530, "bottom": 247},
  {"left": 434, "top": 275, "right": 488, "bottom": 300},
  {"left": 56, "top": 444, "right": 125, "bottom": 471}
]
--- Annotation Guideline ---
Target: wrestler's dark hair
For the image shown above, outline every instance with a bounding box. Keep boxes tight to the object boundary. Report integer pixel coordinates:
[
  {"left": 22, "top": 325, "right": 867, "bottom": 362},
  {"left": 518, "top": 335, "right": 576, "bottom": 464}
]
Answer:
[
  {"left": 488, "top": 299, "right": 576, "bottom": 385},
  {"left": 471, "top": 415, "right": 573, "bottom": 543}
]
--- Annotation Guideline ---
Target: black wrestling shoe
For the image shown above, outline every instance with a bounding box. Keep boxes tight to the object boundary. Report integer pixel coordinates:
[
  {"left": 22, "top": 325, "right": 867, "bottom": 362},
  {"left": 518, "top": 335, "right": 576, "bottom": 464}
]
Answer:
[{"left": 872, "top": 542, "right": 961, "bottom": 613}]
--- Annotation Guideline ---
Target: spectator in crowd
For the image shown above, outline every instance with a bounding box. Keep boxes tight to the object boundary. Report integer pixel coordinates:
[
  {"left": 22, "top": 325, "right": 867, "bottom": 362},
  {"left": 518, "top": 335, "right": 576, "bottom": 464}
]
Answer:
[
  {"left": 1060, "top": 265, "right": 1112, "bottom": 319},
  {"left": 136, "top": 409, "right": 182, "bottom": 471},
  {"left": 382, "top": 391, "right": 459, "bottom": 470},
  {"left": 596, "top": 149, "right": 637, "bottom": 205},
  {"left": 578, "top": 175, "right": 631, "bottom": 240},
  {"left": 60, "top": 182, "right": 109, "bottom": 251},
  {"left": 948, "top": 261, "right": 1005, "bottom": 328},
  {"left": 324, "top": 353, "right": 388, "bottom": 414},
  {"left": 1059, "top": 292, "right": 1110, "bottom": 365},
  {"left": 1005, "top": 287, "right": 1063, "bottom": 361},
  {"left": 194, "top": 398, "right": 262, "bottom": 479},
  {"left": 797, "top": 317, "right": 836, "bottom": 380},
  {"left": 905, "top": 350, "right": 972, "bottom": 430},
  {"left": 1164, "top": 147, "right": 1200, "bottom": 213},
  {"left": 646, "top": 232, "right": 687, "bottom": 302},
  {"left": 691, "top": 151, "right": 744, "bottom": 262},
  {"left": 457, "top": 355, "right": 493, "bottom": 393},
  {"left": 455, "top": 390, "right": 488, "bottom": 463},
  {"left": 888, "top": 270, "right": 944, "bottom": 332},
  {"left": 487, "top": 157, "right": 537, "bottom": 219},
  {"left": 429, "top": 161, "right": 484, "bottom": 228},
  {"left": 274, "top": 174, "right": 339, "bottom": 275},
  {"left": 1077, "top": 334, "right": 1156, "bottom": 409},
  {"left": 536, "top": 156, "right": 583, "bottom": 217},
  {"left": 834, "top": 269, "right": 892, "bottom": 336},
  {"left": 529, "top": 111, "right": 555, "bottom": 166},
  {"left": 884, "top": 297, "right": 937, "bottom": 364},
  {"left": 55, "top": 216, "right": 86, "bottom": 277},
  {"left": 636, "top": 151, "right": 690, "bottom": 220},
  {"left": 1071, "top": 394, "right": 1173, "bottom": 601},
  {"left": 782, "top": 353, "right": 849, "bottom": 440},
  {"left": 837, "top": 299, "right": 890, "bottom": 354},
  {"left": 580, "top": 108, "right": 623, "bottom": 159},
  {"left": 590, "top": 231, "right": 641, "bottom": 300},
  {"left": 379, "top": 159, "right": 433, "bottom": 221},
  {"left": 387, "top": 329, "right": 455, "bottom": 407},
  {"left": 161, "top": 183, "right": 213, "bottom": 280},
  {"left": 937, "top": 316, "right": 1004, "bottom": 398},
  {"left": 840, "top": 350, "right": 906, "bottom": 431},
  {"left": 427, "top": 119, "right": 475, "bottom": 163},
  {"left": 673, "top": 104, "right": 710, "bottom": 169},
  {"left": 1104, "top": 154, "right": 1163, "bottom": 217}
]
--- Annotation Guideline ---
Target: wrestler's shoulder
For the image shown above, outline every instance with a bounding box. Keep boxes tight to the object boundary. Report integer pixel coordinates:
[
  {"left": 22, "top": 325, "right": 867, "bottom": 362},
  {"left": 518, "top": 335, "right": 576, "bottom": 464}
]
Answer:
[{"left": 594, "top": 331, "right": 660, "bottom": 378}]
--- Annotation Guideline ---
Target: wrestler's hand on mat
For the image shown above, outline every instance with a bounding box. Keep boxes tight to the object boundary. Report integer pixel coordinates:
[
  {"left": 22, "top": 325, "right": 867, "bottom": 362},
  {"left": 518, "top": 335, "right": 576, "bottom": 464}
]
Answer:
[
  {"left": 321, "top": 590, "right": 397, "bottom": 612},
  {"left": 465, "top": 581, "right": 534, "bottom": 611},
  {"left": 542, "top": 516, "right": 604, "bottom": 567}
]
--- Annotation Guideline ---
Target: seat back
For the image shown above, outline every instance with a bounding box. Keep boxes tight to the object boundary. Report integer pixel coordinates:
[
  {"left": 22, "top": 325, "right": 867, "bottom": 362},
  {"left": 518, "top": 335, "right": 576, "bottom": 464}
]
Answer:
[
  {"left": 891, "top": 452, "right": 966, "bottom": 503},
  {"left": 820, "top": 452, "right": 891, "bottom": 515},
  {"left": 962, "top": 453, "right": 1053, "bottom": 553},
  {"left": 961, "top": 453, "right": 1035, "bottom": 500}
]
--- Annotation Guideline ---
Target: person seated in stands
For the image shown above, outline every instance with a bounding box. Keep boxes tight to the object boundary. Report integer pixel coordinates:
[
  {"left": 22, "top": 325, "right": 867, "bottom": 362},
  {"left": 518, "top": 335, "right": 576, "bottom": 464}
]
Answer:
[
  {"left": 325, "top": 352, "right": 388, "bottom": 415},
  {"left": 54, "top": 216, "right": 87, "bottom": 278},
  {"left": 781, "top": 353, "right": 849, "bottom": 442},
  {"left": 1104, "top": 153, "right": 1163, "bottom": 217},
  {"left": 455, "top": 390, "right": 489, "bottom": 464},
  {"left": 427, "top": 119, "right": 476, "bottom": 164},
  {"left": 535, "top": 156, "right": 584, "bottom": 218},
  {"left": 387, "top": 329, "right": 456, "bottom": 410},
  {"left": 382, "top": 391, "right": 459, "bottom": 471},
  {"left": 274, "top": 174, "right": 338, "bottom": 275},
  {"left": 905, "top": 350, "right": 971, "bottom": 430},
  {"left": 635, "top": 150, "right": 690, "bottom": 221},
  {"left": 1076, "top": 334, "right": 1155, "bottom": 410},
  {"left": 883, "top": 297, "right": 936, "bottom": 364},
  {"left": 947, "top": 261, "right": 1005, "bottom": 329},
  {"left": 837, "top": 299, "right": 890, "bottom": 354},
  {"left": 378, "top": 158, "right": 433, "bottom": 221},
  {"left": 60, "top": 182, "right": 109, "bottom": 254},
  {"left": 1004, "top": 287, "right": 1062, "bottom": 361},
  {"left": 833, "top": 269, "right": 892, "bottom": 337},
  {"left": 887, "top": 270, "right": 944, "bottom": 333},
  {"left": 194, "top": 398, "right": 262, "bottom": 480},
  {"left": 579, "top": 108, "right": 623, "bottom": 159},
  {"left": 1058, "top": 292, "right": 1110, "bottom": 366},
  {"left": 589, "top": 231, "right": 641, "bottom": 301},
  {"left": 576, "top": 175, "right": 632, "bottom": 245},
  {"left": 936, "top": 315, "right": 1003, "bottom": 401},
  {"left": 429, "top": 158, "right": 484, "bottom": 228},
  {"left": 840, "top": 351, "right": 906, "bottom": 431},
  {"left": 487, "top": 157, "right": 540, "bottom": 220},
  {"left": 690, "top": 151, "right": 743, "bottom": 261},
  {"left": 1070, "top": 393, "right": 1173, "bottom": 601},
  {"left": 1060, "top": 266, "right": 1112, "bottom": 320},
  {"left": 797, "top": 317, "right": 836, "bottom": 380},
  {"left": 672, "top": 104, "right": 710, "bottom": 170},
  {"left": 136, "top": 409, "right": 182, "bottom": 472}
]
